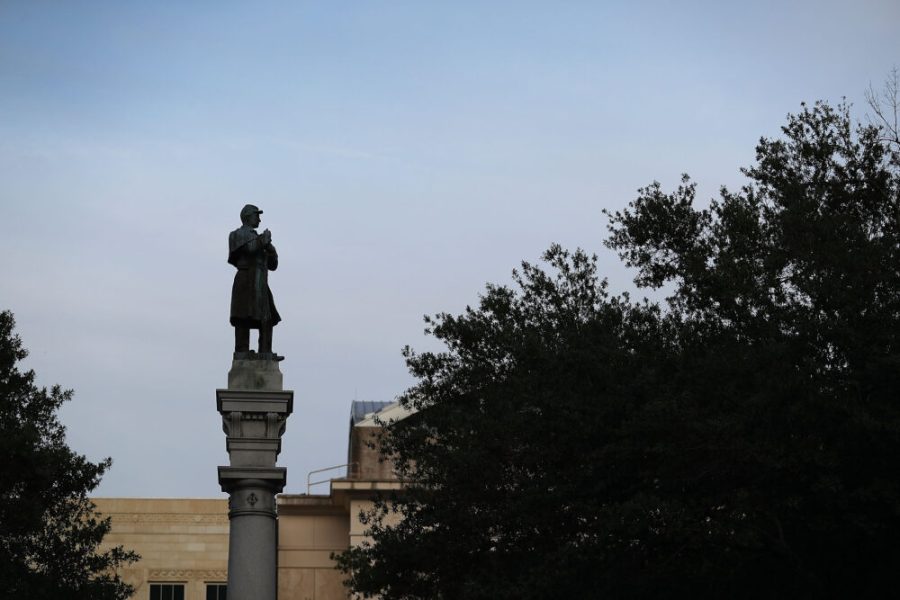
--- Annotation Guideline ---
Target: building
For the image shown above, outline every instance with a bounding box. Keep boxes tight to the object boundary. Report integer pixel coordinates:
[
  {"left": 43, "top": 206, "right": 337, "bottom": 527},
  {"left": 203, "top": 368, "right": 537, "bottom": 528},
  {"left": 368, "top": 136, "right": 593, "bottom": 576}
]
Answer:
[{"left": 97, "top": 400, "right": 409, "bottom": 600}]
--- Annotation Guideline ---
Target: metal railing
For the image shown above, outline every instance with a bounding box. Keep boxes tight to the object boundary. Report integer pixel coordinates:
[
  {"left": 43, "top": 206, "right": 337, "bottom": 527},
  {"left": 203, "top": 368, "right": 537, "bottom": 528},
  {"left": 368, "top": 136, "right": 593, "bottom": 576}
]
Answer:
[{"left": 306, "top": 462, "right": 359, "bottom": 494}]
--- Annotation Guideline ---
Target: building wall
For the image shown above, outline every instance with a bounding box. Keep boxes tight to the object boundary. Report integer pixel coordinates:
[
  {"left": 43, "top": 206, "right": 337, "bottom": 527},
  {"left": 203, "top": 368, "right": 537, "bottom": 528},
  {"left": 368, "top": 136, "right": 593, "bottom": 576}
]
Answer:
[
  {"left": 349, "top": 425, "right": 394, "bottom": 480},
  {"left": 96, "top": 496, "right": 353, "bottom": 600},
  {"left": 97, "top": 402, "right": 409, "bottom": 600},
  {"left": 94, "top": 498, "right": 229, "bottom": 600},
  {"left": 278, "top": 497, "right": 351, "bottom": 600}
]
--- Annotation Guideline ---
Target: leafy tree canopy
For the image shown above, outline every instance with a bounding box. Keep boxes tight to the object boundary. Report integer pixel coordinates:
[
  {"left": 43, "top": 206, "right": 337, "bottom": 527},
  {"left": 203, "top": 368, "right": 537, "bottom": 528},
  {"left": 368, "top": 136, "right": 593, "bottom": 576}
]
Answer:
[
  {"left": 0, "top": 311, "right": 137, "bottom": 599},
  {"left": 337, "top": 100, "right": 900, "bottom": 599}
]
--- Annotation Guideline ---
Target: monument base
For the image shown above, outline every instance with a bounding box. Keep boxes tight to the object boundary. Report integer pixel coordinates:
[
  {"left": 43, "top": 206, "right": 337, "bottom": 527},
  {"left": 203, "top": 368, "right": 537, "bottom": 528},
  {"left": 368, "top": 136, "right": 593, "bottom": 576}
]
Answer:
[
  {"left": 228, "top": 358, "right": 283, "bottom": 390},
  {"left": 217, "top": 359, "right": 293, "bottom": 600}
]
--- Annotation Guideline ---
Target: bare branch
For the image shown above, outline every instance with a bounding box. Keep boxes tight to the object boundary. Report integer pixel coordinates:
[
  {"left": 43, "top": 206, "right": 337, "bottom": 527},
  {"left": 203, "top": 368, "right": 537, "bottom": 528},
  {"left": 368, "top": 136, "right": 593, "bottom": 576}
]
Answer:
[{"left": 865, "top": 65, "right": 900, "bottom": 148}]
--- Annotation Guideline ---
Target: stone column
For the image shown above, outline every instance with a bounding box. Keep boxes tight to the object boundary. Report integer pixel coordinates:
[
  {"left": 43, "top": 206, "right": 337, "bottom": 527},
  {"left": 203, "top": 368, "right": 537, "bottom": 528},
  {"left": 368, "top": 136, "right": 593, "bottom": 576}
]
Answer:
[{"left": 217, "top": 360, "right": 293, "bottom": 600}]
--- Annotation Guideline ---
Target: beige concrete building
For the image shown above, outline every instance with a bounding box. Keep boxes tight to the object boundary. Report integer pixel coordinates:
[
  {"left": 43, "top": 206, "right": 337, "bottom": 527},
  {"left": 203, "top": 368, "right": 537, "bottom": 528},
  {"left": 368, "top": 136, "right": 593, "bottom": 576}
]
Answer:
[
  {"left": 98, "top": 401, "right": 409, "bottom": 600},
  {"left": 95, "top": 498, "right": 229, "bottom": 600}
]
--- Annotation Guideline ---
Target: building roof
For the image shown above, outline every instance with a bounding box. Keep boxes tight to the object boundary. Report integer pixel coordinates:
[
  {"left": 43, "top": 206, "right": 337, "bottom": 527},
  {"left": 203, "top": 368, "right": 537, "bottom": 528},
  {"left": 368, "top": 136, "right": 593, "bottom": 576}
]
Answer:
[
  {"left": 349, "top": 400, "right": 393, "bottom": 426},
  {"left": 349, "top": 400, "right": 417, "bottom": 429}
]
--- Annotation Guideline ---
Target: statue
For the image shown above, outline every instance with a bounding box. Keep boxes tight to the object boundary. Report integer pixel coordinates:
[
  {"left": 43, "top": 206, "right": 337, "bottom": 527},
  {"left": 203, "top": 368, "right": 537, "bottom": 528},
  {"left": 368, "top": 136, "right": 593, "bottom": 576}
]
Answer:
[{"left": 229, "top": 204, "right": 282, "bottom": 361}]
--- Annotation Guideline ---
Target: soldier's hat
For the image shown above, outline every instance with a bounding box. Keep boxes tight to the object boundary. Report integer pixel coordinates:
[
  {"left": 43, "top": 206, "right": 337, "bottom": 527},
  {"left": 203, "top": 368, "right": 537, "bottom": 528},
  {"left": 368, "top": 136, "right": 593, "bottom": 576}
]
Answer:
[{"left": 240, "top": 204, "right": 263, "bottom": 219}]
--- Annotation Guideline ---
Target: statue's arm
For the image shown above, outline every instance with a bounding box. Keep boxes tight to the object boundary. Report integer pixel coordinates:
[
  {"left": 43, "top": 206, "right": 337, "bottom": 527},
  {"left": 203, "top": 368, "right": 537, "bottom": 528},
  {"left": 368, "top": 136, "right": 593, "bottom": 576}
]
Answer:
[
  {"left": 229, "top": 229, "right": 269, "bottom": 264},
  {"left": 233, "top": 229, "right": 271, "bottom": 253},
  {"left": 267, "top": 244, "right": 278, "bottom": 271},
  {"left": 243, "top": 236, "right": 267, "bottom": 253}
]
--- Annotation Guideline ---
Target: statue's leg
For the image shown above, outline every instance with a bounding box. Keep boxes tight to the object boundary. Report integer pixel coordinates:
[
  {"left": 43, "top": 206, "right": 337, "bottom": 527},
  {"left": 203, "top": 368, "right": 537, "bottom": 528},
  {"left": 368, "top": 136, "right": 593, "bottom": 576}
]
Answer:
[
  {"left": 259, "top": 324, "right": 273, "bottom": 354},
  {"left": 258, "top": 324, "right": 283, "bottom": 361},
  {"left": 235, "top": 327, "right": 250, "bottom": 353}
]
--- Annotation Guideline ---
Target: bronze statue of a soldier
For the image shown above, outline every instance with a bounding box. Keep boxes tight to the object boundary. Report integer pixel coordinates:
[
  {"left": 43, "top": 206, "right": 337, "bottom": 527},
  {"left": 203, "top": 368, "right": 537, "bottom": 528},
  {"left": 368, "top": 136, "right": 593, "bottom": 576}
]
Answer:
[{"left": 229, "top": 204, "right": 282, "bottom": 360}]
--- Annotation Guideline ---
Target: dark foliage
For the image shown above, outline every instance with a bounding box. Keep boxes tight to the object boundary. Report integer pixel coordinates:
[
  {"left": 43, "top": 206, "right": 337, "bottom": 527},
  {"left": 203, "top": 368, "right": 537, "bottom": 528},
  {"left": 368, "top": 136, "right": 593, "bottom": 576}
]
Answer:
[
  {"left": 336, "top": 101, "right": 900, "bottom": 599},
  {"left": 0, "top": 311, "right": 137, "bottom": 599}
]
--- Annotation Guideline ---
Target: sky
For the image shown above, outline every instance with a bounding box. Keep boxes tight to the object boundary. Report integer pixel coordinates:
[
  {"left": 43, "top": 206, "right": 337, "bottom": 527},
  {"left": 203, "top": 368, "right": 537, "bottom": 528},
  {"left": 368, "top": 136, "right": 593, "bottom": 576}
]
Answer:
[{"left": 1, "top": 1, "right": 897, "bottom": 498}]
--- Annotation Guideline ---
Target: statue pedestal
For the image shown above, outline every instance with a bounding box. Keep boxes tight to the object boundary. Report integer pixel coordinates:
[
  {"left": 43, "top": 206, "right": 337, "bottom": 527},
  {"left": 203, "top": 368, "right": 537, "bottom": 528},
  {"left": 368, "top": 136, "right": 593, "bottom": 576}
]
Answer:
[
  {"left": 217, "top": 360, "right": 293, "bottom": 600},
  {"left": 228, "top": 358, "right": 284, "bottom": 391}
]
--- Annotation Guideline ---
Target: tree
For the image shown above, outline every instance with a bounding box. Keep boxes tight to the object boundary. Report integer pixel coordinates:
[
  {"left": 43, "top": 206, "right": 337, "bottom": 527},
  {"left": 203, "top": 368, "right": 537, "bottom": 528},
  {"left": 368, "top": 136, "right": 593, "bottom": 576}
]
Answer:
[
  {"left": 336, "top": 99, "right": 900, "bottom": 599},
  {"left": 0, "top": 311, "right": 137, "bottom": 599}
]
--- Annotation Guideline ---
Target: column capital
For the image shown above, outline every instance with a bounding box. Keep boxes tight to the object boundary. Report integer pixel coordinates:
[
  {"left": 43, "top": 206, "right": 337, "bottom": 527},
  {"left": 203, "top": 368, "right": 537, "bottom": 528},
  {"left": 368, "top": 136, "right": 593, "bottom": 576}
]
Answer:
[
  {"left": 218, "top": 466, "right": 287, "bottom": 492},
  {"left": 216, "top": 389, "right": 294, "bottom": 416}
]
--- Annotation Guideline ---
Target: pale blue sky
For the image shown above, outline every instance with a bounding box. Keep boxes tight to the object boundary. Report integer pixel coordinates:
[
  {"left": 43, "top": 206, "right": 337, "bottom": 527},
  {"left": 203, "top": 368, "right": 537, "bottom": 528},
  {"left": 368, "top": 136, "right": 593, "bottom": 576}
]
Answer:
[{"left": 1, "top": 1, "right": 897, "bottom": 497}]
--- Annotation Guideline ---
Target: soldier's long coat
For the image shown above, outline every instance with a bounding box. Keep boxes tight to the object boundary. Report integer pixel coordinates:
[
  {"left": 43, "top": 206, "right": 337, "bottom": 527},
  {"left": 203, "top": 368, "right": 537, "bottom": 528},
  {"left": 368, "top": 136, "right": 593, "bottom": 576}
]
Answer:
[{"left": 228, "top": 225, "right": 281, "bottom": 328}]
